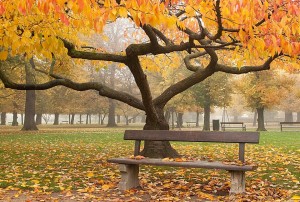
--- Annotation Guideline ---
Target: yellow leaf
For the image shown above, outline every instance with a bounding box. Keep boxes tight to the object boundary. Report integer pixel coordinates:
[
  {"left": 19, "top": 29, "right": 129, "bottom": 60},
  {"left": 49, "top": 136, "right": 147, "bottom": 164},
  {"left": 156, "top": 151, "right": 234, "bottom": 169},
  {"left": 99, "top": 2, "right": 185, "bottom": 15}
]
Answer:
[
  {"left": 118, "top": 7, "right": 127, "bottom": 18},
  {"left": 101, "top": 184, "right": 110, "bottom": 191},
  {"left": 31, "top": 179, "right": 39, "bottom": 184},
  {"left": 86, "top": 171, "right": 94, "bottom": 178},
  {"left": 292, "top": 195, "right": 300, "bottom": 200},
  {"left": 0, "top": 51, "right": 8, "bottom": 60},
  {"left": 185, "top": 5, "right": 194, "bottom": 16}
]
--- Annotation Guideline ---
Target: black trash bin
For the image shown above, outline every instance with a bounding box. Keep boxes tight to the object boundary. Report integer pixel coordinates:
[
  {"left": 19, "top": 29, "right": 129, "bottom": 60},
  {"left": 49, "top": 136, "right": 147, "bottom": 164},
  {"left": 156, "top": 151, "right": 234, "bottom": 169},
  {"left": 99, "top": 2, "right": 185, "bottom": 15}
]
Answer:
[{"left": 212, "top": 120, "right": 220, "bottom": 131}]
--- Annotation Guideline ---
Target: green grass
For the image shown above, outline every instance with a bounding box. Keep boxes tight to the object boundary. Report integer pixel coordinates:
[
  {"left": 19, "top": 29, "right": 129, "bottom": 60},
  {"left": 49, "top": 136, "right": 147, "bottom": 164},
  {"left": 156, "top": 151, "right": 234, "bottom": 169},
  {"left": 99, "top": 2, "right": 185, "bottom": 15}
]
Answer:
[{"left": 0, "top": 128, "right": 299, "bottom": 199}]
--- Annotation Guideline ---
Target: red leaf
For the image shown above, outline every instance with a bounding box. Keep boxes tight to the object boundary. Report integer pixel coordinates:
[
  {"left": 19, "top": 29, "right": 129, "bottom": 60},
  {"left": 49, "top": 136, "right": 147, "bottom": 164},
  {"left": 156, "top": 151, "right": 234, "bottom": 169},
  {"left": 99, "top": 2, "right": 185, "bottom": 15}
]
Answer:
[
  {"left": 78, "top": 0, "right": 84, "bottom": 12},
  {"left": 0, "top": 3, "right": 5, "bottom": 15},
  {"left": 60, "top": 13, "right": 70, "bottom": 25}
]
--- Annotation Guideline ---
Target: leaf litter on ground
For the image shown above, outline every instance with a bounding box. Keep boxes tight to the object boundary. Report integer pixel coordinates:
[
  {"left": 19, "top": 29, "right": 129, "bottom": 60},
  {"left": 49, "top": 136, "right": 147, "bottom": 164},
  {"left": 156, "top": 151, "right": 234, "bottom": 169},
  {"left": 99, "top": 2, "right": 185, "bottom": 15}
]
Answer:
[{"left": 0, "top": 128, "right": 299, "bottom": 201}]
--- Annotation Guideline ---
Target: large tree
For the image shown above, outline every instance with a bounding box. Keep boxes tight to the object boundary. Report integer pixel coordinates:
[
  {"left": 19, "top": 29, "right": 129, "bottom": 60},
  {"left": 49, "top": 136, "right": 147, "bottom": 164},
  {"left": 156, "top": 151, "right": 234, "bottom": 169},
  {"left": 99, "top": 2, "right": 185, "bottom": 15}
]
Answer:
[{"left": 0, "top": 0, "right": 300, "bottom": 157}]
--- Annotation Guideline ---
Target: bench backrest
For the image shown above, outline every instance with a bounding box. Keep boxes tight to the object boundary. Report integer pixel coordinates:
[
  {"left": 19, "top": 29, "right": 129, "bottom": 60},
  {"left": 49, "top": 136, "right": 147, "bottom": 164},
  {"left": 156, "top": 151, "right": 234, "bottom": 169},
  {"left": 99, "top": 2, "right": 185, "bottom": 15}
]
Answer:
[
  {"left": 124, "top": 130, "right": 259, "bottom": 143},
  {"left": 220, "top": 122, "right": 244, "bottom": 125},
  {"left": 125, "top": 130, "right": 259, "bottom": 162}
]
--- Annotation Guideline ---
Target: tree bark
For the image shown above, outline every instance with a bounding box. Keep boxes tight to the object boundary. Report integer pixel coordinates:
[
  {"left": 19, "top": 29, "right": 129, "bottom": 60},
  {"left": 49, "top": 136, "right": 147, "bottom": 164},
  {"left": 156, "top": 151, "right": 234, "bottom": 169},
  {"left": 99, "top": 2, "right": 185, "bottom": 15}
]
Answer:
[
  {"left": 1, "top": 112, "right": 6, "bottom": 125},
  {"left": 203, "top": 103, "right": 211, "bottom": 131},
  {"left": 256, "top": 107, "right": 266, "bottom": 131},
  {"left": 140, "top": 107, "right": 179, "bottom": 158},
  {"left": 70, "top": 113, "right": 75, "bottom": 124},
  {"left": 36, "top": 114, "right": 42, "bottom": 125},
  {"left": 117, "top": 115, "right": 121, "bottom": 123},
  {"left": 107, "top": 65, "right": 117, "bottom": 127},
  {"left": 21, "top": 114, "right": 24, "bottom": 125},
  {"left": 22, "top": 59, "right": 38, "bottom": 131},
  {"left": 284, "top": 111, "right": 293, "bottom": 122},
  {"left": 53, "top": 113, "right": 59, "bottom": 125},
  {"left": 12, "top": 111, "right": 18, "bottom": 126},
  {"left": 297, "top": 112, "right": 300, "bottom": 122},
  {"left": 86, "top": 113, "right": 89, "bottom": 124},
  {"left": 107, "top": 98, "right": 117, "bottom": 127}
]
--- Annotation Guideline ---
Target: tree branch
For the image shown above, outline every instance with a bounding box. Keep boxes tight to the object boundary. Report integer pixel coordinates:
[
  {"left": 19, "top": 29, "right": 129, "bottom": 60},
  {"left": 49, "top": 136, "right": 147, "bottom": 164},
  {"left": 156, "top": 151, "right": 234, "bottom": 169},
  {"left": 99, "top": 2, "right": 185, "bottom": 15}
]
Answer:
[
  {"left": 0, "top": 68, "right": 145, "bottom": 111},
  {"left": 142, "top": 25, "right": 159, "bottom": 47},
  {"left": 215, "top": 54, "right": 280, "bottom": 74},
  {"left": 184, "top": 51, "right": 207, "bottom": 72},
  {"left": 61, "top": 38, "right": 128, "bottom": 63}
]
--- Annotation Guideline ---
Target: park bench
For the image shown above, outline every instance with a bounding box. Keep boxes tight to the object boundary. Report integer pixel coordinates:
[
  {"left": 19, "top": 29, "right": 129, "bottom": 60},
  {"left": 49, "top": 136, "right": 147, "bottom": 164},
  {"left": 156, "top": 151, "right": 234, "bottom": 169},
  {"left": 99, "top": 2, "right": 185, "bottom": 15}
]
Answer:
[
  {"left": 108, "top": 130, "right": 259, "bottom": 194},
  {"left": 186, "top": 121, "right": 197, "bottom": 127},
  {"left": 221, "top": 122, "right": 246, "bottom": 131},
  {"left": 280, "top": 122, "right": 300, "bottom": 131}
]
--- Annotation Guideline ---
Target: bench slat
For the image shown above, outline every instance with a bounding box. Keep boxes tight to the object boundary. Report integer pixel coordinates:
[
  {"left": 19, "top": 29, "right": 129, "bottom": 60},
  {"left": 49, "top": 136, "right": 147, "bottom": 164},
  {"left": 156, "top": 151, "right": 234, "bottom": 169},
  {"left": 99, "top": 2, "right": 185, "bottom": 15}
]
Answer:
[
  {"left": 108, "top": 158, "right": 257, "bottom": 171},
  {"left": 124, "top": 130, "right": 259, "bottom": 143}
]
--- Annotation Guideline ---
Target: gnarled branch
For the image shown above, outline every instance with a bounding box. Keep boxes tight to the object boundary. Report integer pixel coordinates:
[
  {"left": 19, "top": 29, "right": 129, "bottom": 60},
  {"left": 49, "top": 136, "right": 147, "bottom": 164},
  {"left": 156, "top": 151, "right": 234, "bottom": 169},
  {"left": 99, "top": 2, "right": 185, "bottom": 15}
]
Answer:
[{"left": 0, "top": 68, "right": 145, "bottom": 111}]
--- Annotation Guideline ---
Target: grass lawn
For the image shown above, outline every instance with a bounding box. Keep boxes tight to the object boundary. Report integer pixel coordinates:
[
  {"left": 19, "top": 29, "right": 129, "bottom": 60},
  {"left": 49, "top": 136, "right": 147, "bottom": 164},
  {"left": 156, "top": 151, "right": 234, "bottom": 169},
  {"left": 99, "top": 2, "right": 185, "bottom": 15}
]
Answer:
[{"left": 0, "top": 126, "right": 299, "bottom": 201}]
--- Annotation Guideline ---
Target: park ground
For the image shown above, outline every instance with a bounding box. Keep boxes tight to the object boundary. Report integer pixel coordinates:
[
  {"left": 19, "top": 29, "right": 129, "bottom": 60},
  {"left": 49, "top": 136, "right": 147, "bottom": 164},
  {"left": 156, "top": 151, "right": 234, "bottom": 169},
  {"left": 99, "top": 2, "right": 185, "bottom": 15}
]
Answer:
[{"left": 0, "top": 125, "right": 299, "bottom": 201}]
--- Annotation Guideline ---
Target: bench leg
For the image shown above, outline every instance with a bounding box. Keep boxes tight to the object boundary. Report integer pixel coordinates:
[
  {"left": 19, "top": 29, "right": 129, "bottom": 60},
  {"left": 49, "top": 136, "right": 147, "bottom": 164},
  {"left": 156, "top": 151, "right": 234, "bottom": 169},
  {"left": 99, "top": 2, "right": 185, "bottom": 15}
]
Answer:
[
  {"left": 229, "top": 171, "right": 245, "bottom": 194},
  {"left": 118, "top": 164, "right": 140, "bottom": 190}
]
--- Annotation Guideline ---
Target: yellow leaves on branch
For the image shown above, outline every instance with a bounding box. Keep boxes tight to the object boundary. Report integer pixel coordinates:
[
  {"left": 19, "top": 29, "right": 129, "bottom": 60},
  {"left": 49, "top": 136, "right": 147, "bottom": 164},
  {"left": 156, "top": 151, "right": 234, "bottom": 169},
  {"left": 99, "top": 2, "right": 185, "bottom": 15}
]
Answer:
[{"left": 0, "top": 0, "right": 299, "bottom": 61}]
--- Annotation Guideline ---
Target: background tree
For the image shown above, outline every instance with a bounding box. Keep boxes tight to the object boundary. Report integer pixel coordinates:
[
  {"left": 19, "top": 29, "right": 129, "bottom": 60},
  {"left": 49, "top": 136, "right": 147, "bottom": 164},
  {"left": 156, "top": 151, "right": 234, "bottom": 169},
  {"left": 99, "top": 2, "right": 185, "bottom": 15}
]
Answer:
[
  {"left": 235, "top": 70, "right": 294, "bottom": 131},
  {"left": 191, "top": 72, "right": 232, "bottom": 130},
  {"left": 1, "top": 1, "right": 300, "bottom": 157}
]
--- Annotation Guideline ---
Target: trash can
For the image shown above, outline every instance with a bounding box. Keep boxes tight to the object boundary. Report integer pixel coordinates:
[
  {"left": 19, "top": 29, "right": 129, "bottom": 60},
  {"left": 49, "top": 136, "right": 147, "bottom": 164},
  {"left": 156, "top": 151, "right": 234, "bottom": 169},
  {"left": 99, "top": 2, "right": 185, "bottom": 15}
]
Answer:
[{"left": 212, "top": 120, "right": 220, "bottom": 131}]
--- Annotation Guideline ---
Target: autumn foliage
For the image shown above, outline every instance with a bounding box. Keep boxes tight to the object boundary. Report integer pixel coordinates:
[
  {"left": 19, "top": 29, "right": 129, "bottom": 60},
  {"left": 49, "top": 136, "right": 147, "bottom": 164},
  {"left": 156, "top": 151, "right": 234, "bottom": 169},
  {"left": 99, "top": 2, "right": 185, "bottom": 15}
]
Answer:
[{"left": 0, "top": 0, "right": 299, "bottom": 61}]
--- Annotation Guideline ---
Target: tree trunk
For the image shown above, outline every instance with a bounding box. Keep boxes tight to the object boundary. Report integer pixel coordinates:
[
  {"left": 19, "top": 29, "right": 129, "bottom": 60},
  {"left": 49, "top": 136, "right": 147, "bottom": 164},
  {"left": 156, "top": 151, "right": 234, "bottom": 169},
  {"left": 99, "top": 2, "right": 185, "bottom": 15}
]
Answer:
[
  {"left": 196, "top": 111, "right": 200, "bottom": 127},
  {"left": 203, "top": 103, "right": 210, "bottom": 131},
  {"left": 125, "top": 116, "right": 129, "bottom": 125},
  {"left": 284, "top": 111, "right": 293, "bottom": 122},
  {"left": 171, "top": 109, "right": 175, "bottom": 129},
  {"left": 107, "top": 98, "right": 117, "bottom": 127},
  {"left": 53, "top": 113, "right": 59, "bottom": 125},
  {"left": 36, "top": 114, "right": 42, "bottom": 125},
  {"left": 107, "top": 65, "right": 117, "bottom": 127},
  {"left": 176, "top": 112, "right": 183, "bottom": 128},
  {"left": 117, "top": 115, "right": 121, "bottom": 123},
  {"left": 140, "top": 107, "right": 179, "bottom": 158},
  {"left": 22, "top": 59, "right": 38, "bottom": 131},
  {"left": 79, "top": 114, "right": 82, "bottom": 124},
  {"left": 253, "top": 110, "right": 257, "bottom": 126},
  {"left": 256, "top": 107, "right": 266, "bottom": 131},
  {"left": 71, "top": 114, "right": 75, "bottom": 124},
  {"left": 86, "top": 113, "right": 89, "bottom": 124},
  {"left": 1, "top": 112, "right": 6, "bottom": 125},
  {"left": 297, "top": 112, "right": 300, "bottom": 122},
  {"left": 12, "top": 111, "right": 18, "bottom": 126},
  {"left": 101, "top": 114, "right": 106, "bottom": 125}
]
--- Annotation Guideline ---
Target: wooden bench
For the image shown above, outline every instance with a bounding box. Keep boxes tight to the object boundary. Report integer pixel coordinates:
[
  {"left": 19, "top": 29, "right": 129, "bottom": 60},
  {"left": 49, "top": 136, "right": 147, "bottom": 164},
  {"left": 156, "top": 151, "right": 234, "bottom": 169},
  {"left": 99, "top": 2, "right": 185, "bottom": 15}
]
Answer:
[
  {"left": 221, "top": 122, "right": 246, "bottom": 131},
  {"left": 108, "top": 130, "right": 259, "bottom": 194},
  {"left": 280, "top": 122, "right": 300, "bottom": 131}
]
